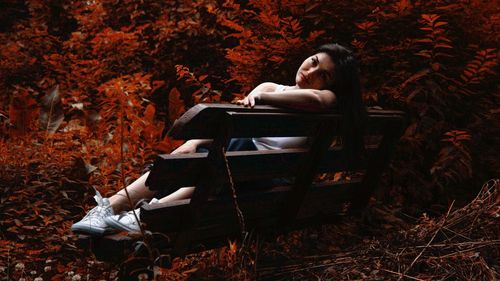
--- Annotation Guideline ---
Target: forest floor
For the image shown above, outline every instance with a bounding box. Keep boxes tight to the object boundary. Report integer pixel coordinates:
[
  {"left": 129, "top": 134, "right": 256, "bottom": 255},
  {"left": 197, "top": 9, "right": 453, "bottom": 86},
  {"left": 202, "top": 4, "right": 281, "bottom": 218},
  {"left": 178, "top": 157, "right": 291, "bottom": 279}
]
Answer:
[{"left": 1, "top": 133, "right": 498, "bottom": 281}]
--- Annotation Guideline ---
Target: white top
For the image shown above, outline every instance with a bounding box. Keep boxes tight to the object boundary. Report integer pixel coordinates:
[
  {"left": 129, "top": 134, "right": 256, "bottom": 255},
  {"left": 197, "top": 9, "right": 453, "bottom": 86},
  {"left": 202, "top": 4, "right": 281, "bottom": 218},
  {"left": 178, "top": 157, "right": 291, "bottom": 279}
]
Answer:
[{"left": 252, "top": 84, "right": 309, "bottom": 150}]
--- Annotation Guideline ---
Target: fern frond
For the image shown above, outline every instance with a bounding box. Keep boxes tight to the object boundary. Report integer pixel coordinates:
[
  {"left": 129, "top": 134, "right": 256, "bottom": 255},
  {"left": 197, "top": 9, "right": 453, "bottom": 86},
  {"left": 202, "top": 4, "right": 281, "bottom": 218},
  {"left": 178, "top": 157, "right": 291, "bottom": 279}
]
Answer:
[
  {"left": 416, "top": 13, "right": 453, "bottom": 63},
  {"left": 460, "top": 48, "right": 498, "bottom": 85},
  {"left": 431, "top": 130, "right": 473, "bottom": 186}
]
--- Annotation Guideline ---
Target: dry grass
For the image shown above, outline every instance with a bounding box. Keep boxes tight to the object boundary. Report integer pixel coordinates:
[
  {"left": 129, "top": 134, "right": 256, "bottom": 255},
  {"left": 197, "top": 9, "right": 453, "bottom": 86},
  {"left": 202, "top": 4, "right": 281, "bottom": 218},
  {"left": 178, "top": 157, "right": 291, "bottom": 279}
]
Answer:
[{"left": 253, "top": 179, "right": 499, "bottom": 280}]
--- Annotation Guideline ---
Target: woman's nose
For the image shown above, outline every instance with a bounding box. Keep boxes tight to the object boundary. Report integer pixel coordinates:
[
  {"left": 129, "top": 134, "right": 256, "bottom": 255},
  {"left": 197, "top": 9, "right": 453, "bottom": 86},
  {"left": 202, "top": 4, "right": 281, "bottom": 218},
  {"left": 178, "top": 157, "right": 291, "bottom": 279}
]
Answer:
[{"left": 306, "top": 67, "right": 318, "bottom": 76}]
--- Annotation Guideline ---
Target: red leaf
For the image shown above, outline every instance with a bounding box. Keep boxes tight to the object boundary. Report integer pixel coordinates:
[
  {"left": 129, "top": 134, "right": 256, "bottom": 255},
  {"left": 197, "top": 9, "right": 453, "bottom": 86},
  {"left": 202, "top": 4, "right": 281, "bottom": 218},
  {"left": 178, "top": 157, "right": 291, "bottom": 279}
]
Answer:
[
  {"left": 168, "top": 87, "right": 186, "bottom": 123},
  {"left": 9, "top": 90, "right": 38, "bottom": 136},
  {"left": 155, "top": 135, "right": 183, "bottom": 153},
  {"left": 434, "top": 21, "right": 448, "bottom": 27},
  {"left": 144, "top": 104, "right": 155, "bottom": 123}
]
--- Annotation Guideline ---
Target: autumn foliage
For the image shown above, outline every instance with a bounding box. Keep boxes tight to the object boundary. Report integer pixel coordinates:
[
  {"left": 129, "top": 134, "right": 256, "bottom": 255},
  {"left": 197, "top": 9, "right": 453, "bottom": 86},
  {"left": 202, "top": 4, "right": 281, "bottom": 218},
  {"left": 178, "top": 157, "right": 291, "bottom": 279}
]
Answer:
[{"left": 0, "top": 0, "right": 498, "bottom": 280}]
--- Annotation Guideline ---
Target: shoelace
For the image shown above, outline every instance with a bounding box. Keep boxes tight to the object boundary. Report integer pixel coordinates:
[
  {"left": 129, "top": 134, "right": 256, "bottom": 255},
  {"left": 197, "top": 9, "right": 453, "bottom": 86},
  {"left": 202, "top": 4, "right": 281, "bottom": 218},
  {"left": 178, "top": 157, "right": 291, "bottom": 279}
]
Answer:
[
  {"left": 85, "top": 188, "right": 112, "bottom": 218},
  {"left": 86, "top": 204, "right": 111, "bottom": 217},
  {"left": 93, "top": 188, "right": 105, "bottom": 206}
]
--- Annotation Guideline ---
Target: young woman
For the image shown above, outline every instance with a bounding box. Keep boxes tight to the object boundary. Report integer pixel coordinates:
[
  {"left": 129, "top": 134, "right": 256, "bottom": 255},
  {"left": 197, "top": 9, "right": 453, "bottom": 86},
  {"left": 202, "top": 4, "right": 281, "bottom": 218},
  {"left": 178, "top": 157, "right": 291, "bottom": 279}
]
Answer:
[{"left": 71, "top": 43, "right": 366, "bottom": 235}]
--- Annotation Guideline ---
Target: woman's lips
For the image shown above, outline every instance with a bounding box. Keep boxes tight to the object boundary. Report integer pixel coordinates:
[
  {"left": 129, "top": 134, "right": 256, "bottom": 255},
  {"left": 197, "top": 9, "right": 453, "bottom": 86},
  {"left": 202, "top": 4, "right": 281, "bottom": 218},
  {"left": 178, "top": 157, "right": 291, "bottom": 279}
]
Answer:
[{"left": 300, "top": 73, "right": 308, "bottom": 84}]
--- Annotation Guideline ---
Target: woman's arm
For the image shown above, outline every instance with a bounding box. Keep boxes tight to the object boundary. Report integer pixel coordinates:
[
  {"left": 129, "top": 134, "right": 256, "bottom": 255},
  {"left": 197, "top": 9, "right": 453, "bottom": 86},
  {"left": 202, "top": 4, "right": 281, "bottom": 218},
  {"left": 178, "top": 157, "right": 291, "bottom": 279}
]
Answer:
[
  {"left": 171, "top": 139, "right": 212, "bottom": 154},
  {"left": 236, "top": 87, "right": 337, "bottom": 112}
]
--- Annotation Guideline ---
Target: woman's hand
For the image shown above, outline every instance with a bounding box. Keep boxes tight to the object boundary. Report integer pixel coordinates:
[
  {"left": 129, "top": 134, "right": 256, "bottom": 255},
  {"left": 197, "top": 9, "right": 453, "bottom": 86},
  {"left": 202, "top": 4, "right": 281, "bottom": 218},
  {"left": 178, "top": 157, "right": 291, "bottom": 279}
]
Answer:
[
  {"left": 234, "top": 82, "right": 278, "bottom": 108},
  {"left": 235, "top": 91, "right": 262, "bottom": 108}
]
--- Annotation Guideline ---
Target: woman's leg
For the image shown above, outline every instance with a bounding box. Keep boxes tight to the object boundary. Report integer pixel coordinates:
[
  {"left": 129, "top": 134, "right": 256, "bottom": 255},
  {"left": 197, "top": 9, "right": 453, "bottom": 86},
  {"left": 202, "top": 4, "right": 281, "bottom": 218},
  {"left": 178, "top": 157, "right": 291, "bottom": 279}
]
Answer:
[
  {"left": 75, "top": 138, "right": 255, "bottom": 235},
  {"left": 156, "top": 187, "right": 195, "bottom": 203},
  {"left": 108, "top": 171, "right": 196, "bottom": 212},
  {"left": 97, "top": 139, "right": 255, "bottom": 213},
  {"left": 72, "top": 170, "right": 194, "bottom": 235},
  {"left": 101, "top": 179, "right": 195, "bottom": 233},
  {"left": 108, "top": 171, "right": 156, "bottom": 213}
]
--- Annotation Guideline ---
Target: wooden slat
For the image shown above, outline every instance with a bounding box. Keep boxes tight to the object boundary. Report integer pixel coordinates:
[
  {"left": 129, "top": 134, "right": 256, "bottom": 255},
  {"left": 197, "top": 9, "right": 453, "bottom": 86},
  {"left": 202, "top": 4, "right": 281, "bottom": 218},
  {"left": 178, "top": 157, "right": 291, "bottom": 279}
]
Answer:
[
  {"left": 351, "top": 122, "right": 406, "bottom": 211},
  {"left": 141, "top": 179, "right": 362, "bottom": 233},
  {"left": 140, "top": 180, "right": 361, "bottom": 256},
  {"left": 145, "top": 152, "right": 207, "bottom": 192},
  {"left": 224, "top": 111, "right": 337, "bottom": 137},
  {"left": 168, "top": 104, "right": 406, "bottom": 139},
  {"left": 145, "top": 145, "right": 379, "bottom": 192},
  {"left": 76, "top": 234, "right": 134, "bottom": 263},
  {"left": 171, "top": 114, "right": 233, "bottom": 256},
  {"left": 226, "top": 111, "right": 406, "bottom": 137},
  {"left": 279, "top": 119, "right": 338, "bottom": 224}
]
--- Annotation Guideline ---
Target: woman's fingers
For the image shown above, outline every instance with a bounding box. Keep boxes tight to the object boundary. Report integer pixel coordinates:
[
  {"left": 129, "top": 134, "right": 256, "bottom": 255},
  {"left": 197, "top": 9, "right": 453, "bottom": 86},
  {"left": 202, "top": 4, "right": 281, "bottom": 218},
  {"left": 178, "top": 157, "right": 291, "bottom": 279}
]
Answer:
[
  {"left": 235, "top": 96, "right": 256, "bottom": 107},
  {"left": 242, "top": 97, "right": 249, "bottom": 107},
  {"left": 249, "top": 95, "right": 255, "bottom": 107}
]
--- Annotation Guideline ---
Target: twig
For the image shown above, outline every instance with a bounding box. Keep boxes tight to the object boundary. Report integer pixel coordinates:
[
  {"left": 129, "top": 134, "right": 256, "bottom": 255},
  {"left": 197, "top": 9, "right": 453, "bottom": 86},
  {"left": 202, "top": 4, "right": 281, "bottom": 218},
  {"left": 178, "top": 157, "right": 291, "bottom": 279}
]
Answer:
[
  {"left": 258, "top": 257, "right": 355, "bottom": 277},
  {"left": 412, "top": 240, "right": 500, "bottom": 249},
  {"left": 221, "top": 146, "right": 246, "bottom": 240},
  {"left": 426, "top": 244, "right": 497, "bottom": 260},
  {"left": 441, "top": 225, "right": 472, "bottom": 241},
  {"left": 382, "top": 269, "right": 426, "bottom": 281},
  {"left": 398, "top": 201, "right": 455, "bottom": 280},
  {"left": 118, "top": 96, "right": 149, "bottom": 258},
  {"left": 7, "top": 247, "right": 10, "bottom": 281}
]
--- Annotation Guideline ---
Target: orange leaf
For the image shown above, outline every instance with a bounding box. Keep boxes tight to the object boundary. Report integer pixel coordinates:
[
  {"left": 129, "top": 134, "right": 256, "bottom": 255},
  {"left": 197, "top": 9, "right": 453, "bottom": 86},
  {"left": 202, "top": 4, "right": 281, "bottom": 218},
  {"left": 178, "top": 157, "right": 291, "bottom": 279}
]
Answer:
[
  {"left": 155, "top": 135, "right": 183, "bottom": 153},
  {"left": 228, "top": 240, "right": 238, "bottom": 254},
  {"left": 168, "top": 87, "right": 186, "bottom": 123},
  {"left": 9, "top": 90, "right": 38, "bottom": 137},
  {"left": 144, "top": 104, "right": 155, "bottom": 123},
  {"left": 182, "top": 267, "right": 199, "bottom": 276},
  {"left": 434, "top": 21, "right": 448, "bottom": 27}
]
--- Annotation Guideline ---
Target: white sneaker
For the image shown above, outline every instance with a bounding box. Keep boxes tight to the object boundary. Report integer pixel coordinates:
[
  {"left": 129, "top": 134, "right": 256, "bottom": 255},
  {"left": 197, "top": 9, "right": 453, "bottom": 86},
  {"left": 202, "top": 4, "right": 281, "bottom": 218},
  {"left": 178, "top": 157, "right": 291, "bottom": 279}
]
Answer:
[
  {"left": 71, "top": 190, "right": 116, "bottom": 236},
  {"left": 104, "top": 198, "right": 159, "bottom": 233}
]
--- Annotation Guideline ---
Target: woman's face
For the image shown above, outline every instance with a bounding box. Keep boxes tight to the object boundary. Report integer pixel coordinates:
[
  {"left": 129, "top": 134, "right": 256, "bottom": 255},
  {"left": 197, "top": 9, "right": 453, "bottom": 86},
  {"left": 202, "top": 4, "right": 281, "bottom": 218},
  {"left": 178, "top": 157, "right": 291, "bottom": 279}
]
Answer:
[{"left": 295, "top": 52, "right": 335, "bottom": 90}]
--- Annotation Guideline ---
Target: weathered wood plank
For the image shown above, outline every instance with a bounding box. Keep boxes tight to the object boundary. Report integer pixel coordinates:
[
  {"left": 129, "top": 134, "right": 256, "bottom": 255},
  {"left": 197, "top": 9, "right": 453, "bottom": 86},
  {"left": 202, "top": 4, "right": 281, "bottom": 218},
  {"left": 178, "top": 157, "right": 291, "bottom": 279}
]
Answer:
[
  {"left": 168, "top": 104, "right": 405, "bottom": 139},
  {"left": 146, "top": 145, "right": 379, "bottom": 192},
  {"left": 225, "top": 111, "right": 406, "bottom": 137},
  {"left": 224, "top": 111, "right": 335, "bottom": 137},
  {"left": 140, "top": 180, "right": 361, "bottom": 255},
  {"left": 351, "top": 121, "right": 407, "bottom": 211},
  {"left": 76, "top": 234, "right": 134, "bottom": 263},
  {"left": 279, "top": 119, "right": 338, "bottom": 224},
  {"left": 171, "top": 114, "right": 233, "bottom": 256},
  {"left": 141, "top": 179, "right": 362, "bottom": 233}
]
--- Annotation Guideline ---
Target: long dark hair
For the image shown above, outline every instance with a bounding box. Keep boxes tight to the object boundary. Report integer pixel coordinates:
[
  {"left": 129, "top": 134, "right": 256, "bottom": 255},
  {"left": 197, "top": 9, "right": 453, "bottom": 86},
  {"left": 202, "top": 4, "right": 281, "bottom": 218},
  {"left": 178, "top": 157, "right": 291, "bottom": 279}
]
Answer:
[{"left": 315, "top": 43, "right": 367, "bottom": 162}]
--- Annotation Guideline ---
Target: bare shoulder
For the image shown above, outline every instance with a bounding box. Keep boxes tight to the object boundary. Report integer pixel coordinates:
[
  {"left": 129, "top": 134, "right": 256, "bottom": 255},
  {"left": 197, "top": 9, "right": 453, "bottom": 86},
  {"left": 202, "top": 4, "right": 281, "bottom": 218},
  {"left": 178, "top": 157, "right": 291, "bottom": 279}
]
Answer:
[{"left": 257, "top": 82, "right": 280, "bottom": 92}]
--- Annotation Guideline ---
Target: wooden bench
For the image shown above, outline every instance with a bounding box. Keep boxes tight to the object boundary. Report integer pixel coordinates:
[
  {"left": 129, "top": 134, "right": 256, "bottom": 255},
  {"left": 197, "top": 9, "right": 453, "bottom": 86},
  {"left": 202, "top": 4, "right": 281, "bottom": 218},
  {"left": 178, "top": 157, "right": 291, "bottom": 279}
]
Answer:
[{"left": 79, "top": 103, "right": 406, "bottom": 262}]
